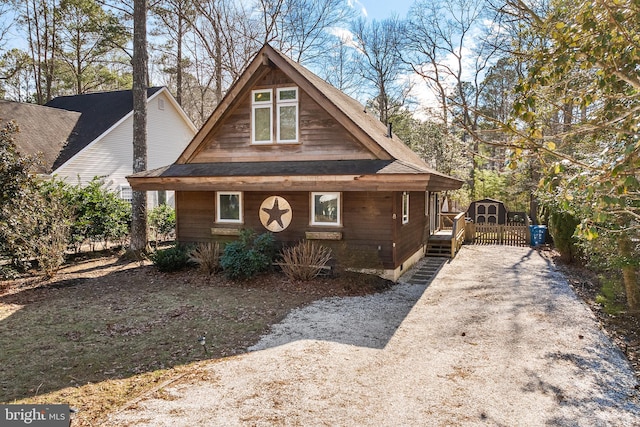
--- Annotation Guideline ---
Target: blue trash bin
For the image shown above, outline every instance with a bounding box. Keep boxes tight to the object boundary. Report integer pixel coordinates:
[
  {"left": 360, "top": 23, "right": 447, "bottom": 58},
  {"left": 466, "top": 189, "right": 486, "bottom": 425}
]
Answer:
[{"left": 530, "top": 225, "right": 547, "bottom": 246}]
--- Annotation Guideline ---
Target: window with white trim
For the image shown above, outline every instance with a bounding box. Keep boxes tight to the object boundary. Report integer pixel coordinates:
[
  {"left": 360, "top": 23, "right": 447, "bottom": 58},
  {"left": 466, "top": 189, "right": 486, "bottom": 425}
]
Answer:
[
  {"left": 252, "top": 89, "right": 272, "bottom": 144},
  {"left": 216, "top": 191, "right": 243, "bottom": 223},
  {"left": 120, "top": 185, "right": 132, "bottom": 203},
  {"left": 251, "top": 87, "right": 299, "bottom": 144},
  {"left": 277, "top": 87, "right": 298, "bottom": 143},
  {"left": 402, "top": 192, "right": 409, "bottom": 224},
  {"left": 311, "top": 192, "right": 341, "bottom": 226}
]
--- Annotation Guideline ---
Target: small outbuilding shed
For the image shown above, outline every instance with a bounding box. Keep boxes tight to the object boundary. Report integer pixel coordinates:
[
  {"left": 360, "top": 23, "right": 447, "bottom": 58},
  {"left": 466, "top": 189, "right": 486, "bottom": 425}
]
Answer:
[{"left": 466, "top": 198, "right": 508, "bottom": 224}]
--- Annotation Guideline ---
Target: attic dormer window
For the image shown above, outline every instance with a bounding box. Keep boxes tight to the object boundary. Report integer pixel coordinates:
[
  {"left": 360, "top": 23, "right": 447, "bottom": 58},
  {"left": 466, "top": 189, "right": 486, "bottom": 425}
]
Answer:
[{"left": 251, "top": 87, "right": 298, "bottom": 144}]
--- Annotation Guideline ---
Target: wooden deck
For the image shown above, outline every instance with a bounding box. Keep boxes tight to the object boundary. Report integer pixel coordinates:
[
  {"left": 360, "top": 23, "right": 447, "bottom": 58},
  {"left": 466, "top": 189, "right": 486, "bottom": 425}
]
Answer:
[
  {"left": 425, "top": 213, "right": 465, "bottom": 258},
  {"left": 425, "top": 212, "right": 532, "bottom": 258}
]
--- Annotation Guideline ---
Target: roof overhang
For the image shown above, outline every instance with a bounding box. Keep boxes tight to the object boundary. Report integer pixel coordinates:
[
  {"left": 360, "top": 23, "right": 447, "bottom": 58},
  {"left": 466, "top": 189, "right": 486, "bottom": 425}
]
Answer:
[{"left": 127, "top": 161, "right": 464, "bottom": 192}]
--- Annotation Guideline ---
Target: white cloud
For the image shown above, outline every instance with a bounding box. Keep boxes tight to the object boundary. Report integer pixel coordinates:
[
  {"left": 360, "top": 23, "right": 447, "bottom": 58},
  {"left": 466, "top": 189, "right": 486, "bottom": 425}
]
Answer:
[
  {"left": 326, "top": 27, "right": 357, "bottom": 48},
  {"left": 347, "top": 0, "right": 368, "bottom": 17}
]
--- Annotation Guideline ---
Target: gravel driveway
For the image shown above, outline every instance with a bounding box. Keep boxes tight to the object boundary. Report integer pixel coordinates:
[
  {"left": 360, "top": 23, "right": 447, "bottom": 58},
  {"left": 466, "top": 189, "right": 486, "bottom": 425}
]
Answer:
[{"left": 106, "top": 245, "right": 640, "bottom": 426}]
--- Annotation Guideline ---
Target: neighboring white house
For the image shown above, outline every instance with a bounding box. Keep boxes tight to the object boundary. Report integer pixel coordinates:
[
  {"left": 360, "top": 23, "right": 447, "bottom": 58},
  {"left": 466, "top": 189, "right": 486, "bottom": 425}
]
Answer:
[{"left": 0, "top": 87, "right": 197, "bottom": 207}]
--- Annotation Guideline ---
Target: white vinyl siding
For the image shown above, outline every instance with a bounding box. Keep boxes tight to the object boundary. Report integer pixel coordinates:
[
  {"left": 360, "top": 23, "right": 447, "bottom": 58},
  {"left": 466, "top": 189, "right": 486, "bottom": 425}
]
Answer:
[{"left": 53, "top": 90, "right": 195, "bottom": 209}]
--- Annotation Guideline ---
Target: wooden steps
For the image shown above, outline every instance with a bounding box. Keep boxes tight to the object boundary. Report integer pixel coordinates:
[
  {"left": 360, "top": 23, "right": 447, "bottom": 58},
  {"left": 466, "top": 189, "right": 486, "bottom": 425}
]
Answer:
[{"left": 426, "top": 239, "right": 452, "bottom": 257}]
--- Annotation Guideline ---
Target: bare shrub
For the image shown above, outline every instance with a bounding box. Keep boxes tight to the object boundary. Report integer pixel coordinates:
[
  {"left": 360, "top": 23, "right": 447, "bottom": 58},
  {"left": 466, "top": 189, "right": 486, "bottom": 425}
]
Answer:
[
  {"left": 189, "top": 242, "right": 221, "bottom": 275},
  {"left": 280, "top": 240, "right": 332, "bottom": 281}
]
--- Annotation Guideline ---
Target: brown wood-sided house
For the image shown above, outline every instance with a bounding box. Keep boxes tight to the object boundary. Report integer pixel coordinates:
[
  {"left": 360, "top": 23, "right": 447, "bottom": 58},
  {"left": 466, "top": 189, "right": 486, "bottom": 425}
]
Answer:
[{"left": 128, "top": 44, "right": 463, "bottom": 280}]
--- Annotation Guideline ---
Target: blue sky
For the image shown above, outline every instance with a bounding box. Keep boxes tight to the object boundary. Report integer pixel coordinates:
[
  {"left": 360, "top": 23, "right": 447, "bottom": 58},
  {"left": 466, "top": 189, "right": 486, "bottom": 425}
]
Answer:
[{"left": 357, "top": 0, "right": 415, "bottom": 20}]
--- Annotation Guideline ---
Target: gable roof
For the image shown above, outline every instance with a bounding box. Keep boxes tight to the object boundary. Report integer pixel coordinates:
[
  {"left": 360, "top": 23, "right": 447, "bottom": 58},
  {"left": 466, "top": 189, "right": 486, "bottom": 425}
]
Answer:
[
  {"left": 0, "top": 100, "right": 81, "bottom": 174},
  {"left": 130, "top": 44, "right": 463, "bottom": 192},
  {"left": 45, "top": 87, "right": 163, "bottom": 169},
  {"left": 178, "top": 44, "right": 428, "bottom": 169}
]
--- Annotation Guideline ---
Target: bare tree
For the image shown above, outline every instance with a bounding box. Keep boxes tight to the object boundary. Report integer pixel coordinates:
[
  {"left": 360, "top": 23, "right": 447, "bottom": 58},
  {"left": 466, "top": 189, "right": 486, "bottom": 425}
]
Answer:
[
  {"left": 351, "top": 17, "right": 407, "bottom": 124},
  {"left": 404, "top": 0, "right": 507, "bottom": 198},
  {"left": 151, "top": 0, "right": 194, "bottom": 105},
  {"left": 56, "top": 0, "right": 128, "bottom": 94},
  {"left": 275, "top": 0, "right": 355, "bottom": 64},
  {"left": 12, "top": 0, "right": 59, "bottom": 104},
  {"left": 190, "top": 0, "right": 262, "bottom": 106},
  {"left": 320, "top": 34, "right": 359, "bottom": 96},
  {"left": 130, "top": 0, "right": 148, "bottom": 254}
]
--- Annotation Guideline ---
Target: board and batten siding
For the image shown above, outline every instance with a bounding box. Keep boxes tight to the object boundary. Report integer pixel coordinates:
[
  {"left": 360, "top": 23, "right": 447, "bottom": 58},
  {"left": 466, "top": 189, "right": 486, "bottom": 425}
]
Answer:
[
  {"left": 53, "top": 90, "right": 195, "bottom": 207},
  {"left": 175, "top": 190, "right": 396, "bottom": 269},
  {"left": 191, "top": 69, "right": 376, "bottom": 163}
]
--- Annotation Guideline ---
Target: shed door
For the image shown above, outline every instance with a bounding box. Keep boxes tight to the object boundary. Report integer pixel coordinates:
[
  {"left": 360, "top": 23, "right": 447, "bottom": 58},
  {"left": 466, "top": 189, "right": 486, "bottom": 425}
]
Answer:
[{"left": 476, "top": 202, "right": 498, "bottom": 224}]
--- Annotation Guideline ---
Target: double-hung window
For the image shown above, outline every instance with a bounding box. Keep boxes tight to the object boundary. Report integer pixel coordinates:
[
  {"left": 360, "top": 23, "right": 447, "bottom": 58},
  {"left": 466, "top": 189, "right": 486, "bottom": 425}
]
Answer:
[
  {"left": 252, "top": 89, "right": 272, "bottom": 144},
  {"left": 251, "top": 87, "right": 298, "bottom": 144},
  {"left": 311, "top": 192, "right": 341, "bottom": 226},
  {"left": 217, "top": 191, "right": 243, "bottom": 223}
]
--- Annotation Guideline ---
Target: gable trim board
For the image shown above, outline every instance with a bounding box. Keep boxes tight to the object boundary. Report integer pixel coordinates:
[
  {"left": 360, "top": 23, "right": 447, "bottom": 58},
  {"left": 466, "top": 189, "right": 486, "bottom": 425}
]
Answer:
[{"left": 55, "top": 87, "right": 196, "bottom": 176}]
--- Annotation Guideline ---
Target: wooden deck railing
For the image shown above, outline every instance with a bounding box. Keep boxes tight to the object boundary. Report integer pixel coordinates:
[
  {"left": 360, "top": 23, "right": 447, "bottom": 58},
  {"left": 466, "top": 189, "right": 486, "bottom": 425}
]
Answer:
[
  {"left": 439, "top": 213, "right": 458, "bottom": 230},
  {"left": 448, "top": 212, "right": 466, "bottom": 258}
]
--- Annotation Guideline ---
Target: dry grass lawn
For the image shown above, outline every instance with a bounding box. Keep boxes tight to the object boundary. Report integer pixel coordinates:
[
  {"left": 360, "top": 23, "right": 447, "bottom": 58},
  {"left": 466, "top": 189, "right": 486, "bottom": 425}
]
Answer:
[{"left": 0, "top": 252, "right": 391, "bottom": 426}]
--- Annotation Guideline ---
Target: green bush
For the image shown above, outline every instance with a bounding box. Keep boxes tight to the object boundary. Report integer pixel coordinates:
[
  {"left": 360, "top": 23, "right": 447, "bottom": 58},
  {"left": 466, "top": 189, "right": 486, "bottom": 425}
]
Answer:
[
  {"left": 595, "top": 275, "right": 626, "bottom": 315},
  {"left": 63, "top": 177, "right": 131, "bottom": 251},
  {"left": 1, "top": 177, "right": 72, "bottom": 278},
  {"left": 149, "top": 244, "right": 192, "bottom": 272},
  {"left": 220, "top": 230, "right": 276, "bottom": 279},
  {"left": 148, "top": 204, "right": 176, "bottom": 244},
  {"left": 548, "top": 210, "right": 580, "bottom": 263}
]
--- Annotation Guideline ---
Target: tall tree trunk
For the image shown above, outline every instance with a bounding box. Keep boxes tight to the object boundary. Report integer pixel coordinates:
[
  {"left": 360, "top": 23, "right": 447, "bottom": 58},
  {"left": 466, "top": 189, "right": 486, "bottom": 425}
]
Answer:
[
  {"left": 44, "top": 0, "right": 55, "bottom": 103},
  {"left": 619, "top": 235, "right": 640, "bottom": 311},
  {"left": 176, "top": 12, "right": 183, "bottom": 106},
  {"left": 214, "top": 20, "right": 223, "bottom": 104},
  {"left": 130, "top": 0, "right": 148, "bottom": 254}
]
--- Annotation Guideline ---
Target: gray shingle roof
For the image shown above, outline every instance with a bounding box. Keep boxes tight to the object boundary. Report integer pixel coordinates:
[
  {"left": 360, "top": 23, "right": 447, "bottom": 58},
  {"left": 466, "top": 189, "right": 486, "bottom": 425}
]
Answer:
[
  {"left": 133, "top": 159, "right": 436, "bottom": 178},
  {"left": 0, "top": 100, "right": 80, "bottom": 174},
  {"left": 45, "top": 87, "right": 163, "bottom": 169}
]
